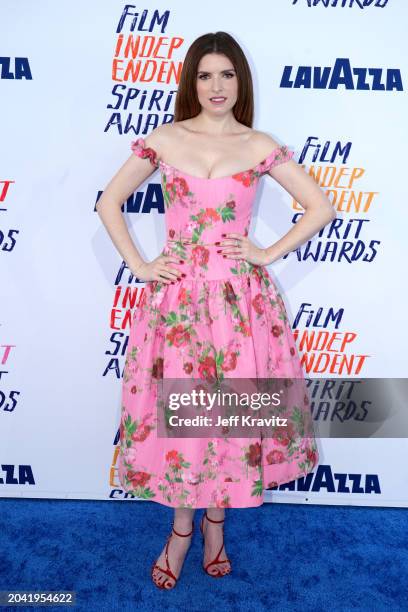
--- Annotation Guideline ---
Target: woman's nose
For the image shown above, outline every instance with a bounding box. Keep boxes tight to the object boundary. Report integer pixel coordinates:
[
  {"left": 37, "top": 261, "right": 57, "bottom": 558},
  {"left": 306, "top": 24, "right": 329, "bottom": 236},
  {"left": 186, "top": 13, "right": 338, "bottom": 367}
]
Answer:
[{"left": 211, "top": 78, "right": 223, "bottom": 92}]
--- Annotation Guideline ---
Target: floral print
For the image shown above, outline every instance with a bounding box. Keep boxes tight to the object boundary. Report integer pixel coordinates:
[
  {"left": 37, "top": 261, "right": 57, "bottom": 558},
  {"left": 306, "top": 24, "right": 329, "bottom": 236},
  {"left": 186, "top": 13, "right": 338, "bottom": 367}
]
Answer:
[
  {"left": 118, "top": 137, "right": 319, "bottom": 508},
  {"left": 130, "top": 138, "right": 159, "bottom": 167},
  {"left": 232, "top": 145, "right": 293, "bottom": 187}
]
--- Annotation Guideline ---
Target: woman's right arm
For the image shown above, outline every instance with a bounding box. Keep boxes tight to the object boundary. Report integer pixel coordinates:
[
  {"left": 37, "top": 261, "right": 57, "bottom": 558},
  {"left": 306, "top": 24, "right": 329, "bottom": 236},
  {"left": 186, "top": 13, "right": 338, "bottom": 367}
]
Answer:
[{"left": 95, "top": 135, "right": 182, "bottom": 284}]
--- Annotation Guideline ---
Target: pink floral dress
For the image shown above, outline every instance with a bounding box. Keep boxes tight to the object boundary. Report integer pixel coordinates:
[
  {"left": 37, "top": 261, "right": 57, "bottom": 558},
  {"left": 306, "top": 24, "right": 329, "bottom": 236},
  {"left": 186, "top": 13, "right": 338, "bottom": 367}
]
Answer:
[{"left": 118, "top": 136, "right": 319, "bottom": 508}]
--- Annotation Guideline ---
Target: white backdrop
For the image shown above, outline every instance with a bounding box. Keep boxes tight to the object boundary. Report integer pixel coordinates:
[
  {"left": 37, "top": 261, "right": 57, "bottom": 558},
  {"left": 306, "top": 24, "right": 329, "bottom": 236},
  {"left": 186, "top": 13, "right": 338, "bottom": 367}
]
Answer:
[{"left": 1, "top": 0, "right": 407, "bottom": 507}]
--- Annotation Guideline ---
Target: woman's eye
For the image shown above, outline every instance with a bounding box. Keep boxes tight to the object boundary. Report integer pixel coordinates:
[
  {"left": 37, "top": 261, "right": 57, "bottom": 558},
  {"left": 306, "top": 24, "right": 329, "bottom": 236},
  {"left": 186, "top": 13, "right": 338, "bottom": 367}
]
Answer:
[{"left": 198, "top": 73, "right": 234, "bottom": 80}]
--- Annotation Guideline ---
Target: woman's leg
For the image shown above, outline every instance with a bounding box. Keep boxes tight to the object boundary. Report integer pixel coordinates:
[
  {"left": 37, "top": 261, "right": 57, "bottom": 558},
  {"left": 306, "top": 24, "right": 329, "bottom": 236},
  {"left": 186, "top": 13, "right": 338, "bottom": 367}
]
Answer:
[
  {"left": 152, "top": 508, "right": 195, "bottom": 588},
  {"left": 201, "top": 507, "right": 231, "bottom": 576}
]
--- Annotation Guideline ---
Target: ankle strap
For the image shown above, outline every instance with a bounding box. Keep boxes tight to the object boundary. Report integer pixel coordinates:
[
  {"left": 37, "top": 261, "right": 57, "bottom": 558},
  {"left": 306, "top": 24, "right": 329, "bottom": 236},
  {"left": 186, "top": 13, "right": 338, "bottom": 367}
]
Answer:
[
  {"left": 205, "top": 510, "right": 225, "bottom": 523},
  {"left": 172, "top": 520, "right": 194, "bottom": 537}
]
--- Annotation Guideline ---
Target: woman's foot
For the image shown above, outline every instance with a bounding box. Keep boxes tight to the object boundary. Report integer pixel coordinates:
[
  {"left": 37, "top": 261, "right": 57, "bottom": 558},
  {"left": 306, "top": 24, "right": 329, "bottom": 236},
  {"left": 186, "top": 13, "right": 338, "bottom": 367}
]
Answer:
[
  {"left": 151, "top": 521, "right": 194, "bottom": 589},
  {"left": 201, "top": 510, "right": 231, "bottom": 577}
]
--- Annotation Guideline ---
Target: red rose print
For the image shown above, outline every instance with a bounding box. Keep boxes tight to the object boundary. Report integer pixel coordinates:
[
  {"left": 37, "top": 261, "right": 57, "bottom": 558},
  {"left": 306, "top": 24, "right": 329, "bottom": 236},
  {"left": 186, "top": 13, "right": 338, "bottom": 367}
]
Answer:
[
  {"left": 203, "top": 208, "right": 220, "bottom": 222},
  {"left": 232, "top": 170, "right": 254, "bottom": 187},
  {"left": 132, "top": 425, "right": 151, "bottom": 442},
  {"left": 127, "top": 470, "right": 151, "bottom": 487},
  {"left": 178, "top": 287, "right": 190, "bottom": 306},
  {"left": 265, "top": 449, "right": 285, "bottom": 464},
  {"left": 252, "top": 293, "right": 264, "bottom": 315},
  {"left": 169, "top": 228, "right": 175, "bottom": 238},
  {"left": 196, "top": 211, "right": 206, "bottom": 225},
  {"left": 238, "top": 321, "right": 251, "bottom": 336},
  {"left": 221, "top": 350, "right": 237, "bottom": 372},
  {"left": 245, "top": 442, "right": 261, "bottom": 467},
  {"left": 166, "top": 325, "right": 190, "bottom": 347},
  {"left": 225, "top": 200, "right": 235, "bottom": 209},
  {"left": 183, "top": 362, "right": 193, "bottom": 374},
  {"left": 144, "top": 149, "right": 157, "bottom": 165},
  {"left": 198, "top": 355, "right": 217, "bottom": 382},
  {"left": 131, "top": 140, "right": 158, "bottom": 166},
  {"left": 152, "top": 357, "right": 163, "bottom": 379},
  {"left": 166, "top": 450, "right": 182, "bottom": 469},
  {"left": 172, "top": 177, "right": 189, "bottom": 197},
  {"left": 272, "top": 324, "right": 283, "bottom": 337},
  {"left": 191, "top": 245, "right": 210, "bottom": 267},
  {"left": 273, "top": 422, "right": 296, "bottom": 446},
  {"left": 251, "top": 267, "right": 263, "bottom": 285},
  {"left": 307, "top": 448, "right": 317, "bottom": 465}
]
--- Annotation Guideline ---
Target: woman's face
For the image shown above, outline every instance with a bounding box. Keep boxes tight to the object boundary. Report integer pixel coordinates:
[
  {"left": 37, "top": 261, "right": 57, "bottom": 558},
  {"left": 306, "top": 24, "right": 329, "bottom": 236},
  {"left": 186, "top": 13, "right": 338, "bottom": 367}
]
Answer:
[{"left": 196, "top": 53, "right": 238, "bottom": 116}]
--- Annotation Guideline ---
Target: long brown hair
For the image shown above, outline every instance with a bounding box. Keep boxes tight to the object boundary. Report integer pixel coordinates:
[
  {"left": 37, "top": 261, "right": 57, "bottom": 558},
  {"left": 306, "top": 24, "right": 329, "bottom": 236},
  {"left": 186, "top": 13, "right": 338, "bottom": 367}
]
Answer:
[{"left": 174, "top": 32, "right": 254, "bottom": 127}]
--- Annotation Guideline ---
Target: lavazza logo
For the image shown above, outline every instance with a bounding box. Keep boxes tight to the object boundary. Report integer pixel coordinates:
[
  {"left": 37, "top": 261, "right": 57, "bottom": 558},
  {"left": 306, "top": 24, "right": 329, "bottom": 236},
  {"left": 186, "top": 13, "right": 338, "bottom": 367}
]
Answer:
[
  {"left": 280, "top": 57, "right": 403, "bottom": 91},
  {"left": 272, "top": 464, "right": 381, "bottom": 494}
]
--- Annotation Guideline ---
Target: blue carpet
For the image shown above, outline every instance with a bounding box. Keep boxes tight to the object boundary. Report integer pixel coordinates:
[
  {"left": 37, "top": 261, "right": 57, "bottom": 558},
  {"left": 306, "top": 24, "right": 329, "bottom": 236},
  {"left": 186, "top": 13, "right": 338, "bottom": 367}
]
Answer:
[{"left": 0, "top": 498, "right": 407, "bottom": 611}]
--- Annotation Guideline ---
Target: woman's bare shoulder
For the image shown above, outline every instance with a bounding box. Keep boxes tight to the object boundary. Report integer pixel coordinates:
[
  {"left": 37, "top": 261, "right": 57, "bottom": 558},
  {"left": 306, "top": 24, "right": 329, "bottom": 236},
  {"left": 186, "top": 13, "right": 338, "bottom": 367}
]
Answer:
[
  {"left": 142, "top": 123, "right": 181, "bottom": 156},
  {"left": 248, "top": 129, "right": 282, "bottom": 156}
]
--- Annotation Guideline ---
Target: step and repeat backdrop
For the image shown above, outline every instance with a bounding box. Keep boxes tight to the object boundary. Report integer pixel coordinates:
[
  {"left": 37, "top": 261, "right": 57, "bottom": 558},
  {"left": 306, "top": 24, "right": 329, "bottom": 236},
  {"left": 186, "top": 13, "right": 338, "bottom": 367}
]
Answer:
[{"left": 1, "top": 0, "right": 407, "bottom": 507}]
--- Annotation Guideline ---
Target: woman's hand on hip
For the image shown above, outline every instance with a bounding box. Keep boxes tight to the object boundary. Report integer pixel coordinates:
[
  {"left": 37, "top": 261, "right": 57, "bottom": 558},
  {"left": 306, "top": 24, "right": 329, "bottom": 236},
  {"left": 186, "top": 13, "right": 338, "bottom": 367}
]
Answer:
[
  {"left": 215, "top": 232, "right": 270, "bottom": 266},
  {"left": 132, "top": 254, "right": 185, "bottom": 284}
]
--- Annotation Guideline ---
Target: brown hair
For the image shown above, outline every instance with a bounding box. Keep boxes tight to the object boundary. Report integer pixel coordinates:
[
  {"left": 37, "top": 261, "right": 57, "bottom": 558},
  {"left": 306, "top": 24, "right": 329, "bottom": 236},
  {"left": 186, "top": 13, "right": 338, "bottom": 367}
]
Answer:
[{"left": 174, "top": 31, "right": 254, "bottom": 127}]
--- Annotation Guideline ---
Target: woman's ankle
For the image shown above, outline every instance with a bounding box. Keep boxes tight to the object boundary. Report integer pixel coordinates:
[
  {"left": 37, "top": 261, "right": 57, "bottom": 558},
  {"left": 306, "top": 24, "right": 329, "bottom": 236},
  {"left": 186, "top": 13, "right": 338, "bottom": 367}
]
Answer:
[
  {"left": 173, "top": 508, "right": 195, "bottom": 533},
  {"left": 205, "top": 508, "right": 225, "bottom": 522},
  {"left": 172, "top": 520, "right": 193, "bottom": 535}
]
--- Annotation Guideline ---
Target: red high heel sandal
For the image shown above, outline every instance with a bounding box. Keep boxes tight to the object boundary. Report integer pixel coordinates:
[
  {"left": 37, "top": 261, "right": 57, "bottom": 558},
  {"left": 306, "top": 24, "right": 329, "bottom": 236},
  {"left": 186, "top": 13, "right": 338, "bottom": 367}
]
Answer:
[
  {"left": 199, "top": 510, "right": 232, "bottom": 577},
  {"left": 151, "top": 520, "right": 194, "bottom": 589}
]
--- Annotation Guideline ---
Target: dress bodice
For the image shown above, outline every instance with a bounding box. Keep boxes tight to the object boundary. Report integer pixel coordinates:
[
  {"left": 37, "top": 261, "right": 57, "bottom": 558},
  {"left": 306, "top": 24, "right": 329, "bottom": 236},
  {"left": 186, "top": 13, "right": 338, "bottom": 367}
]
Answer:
[{"left": 130, "top": 136, "right": 294, "bottom": 281}]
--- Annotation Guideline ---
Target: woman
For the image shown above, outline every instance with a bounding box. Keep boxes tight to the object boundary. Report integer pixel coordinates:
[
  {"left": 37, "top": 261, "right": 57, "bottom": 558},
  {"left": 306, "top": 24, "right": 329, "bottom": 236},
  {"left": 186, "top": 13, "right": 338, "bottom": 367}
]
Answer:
[{"left": 96, "top": 31, "right": 335, "bottom": 590}]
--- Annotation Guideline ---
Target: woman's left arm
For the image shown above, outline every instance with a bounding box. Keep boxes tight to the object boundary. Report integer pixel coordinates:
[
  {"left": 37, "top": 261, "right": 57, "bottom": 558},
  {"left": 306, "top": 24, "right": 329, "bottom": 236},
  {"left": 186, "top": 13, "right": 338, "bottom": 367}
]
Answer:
[{"left": 263, "top": 158, "right": 336, "bottom": 264}]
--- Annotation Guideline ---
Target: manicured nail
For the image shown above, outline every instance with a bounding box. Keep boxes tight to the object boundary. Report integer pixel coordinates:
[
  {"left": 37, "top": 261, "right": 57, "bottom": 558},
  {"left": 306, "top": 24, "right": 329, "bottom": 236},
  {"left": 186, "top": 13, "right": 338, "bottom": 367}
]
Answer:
[
  {"left": 222, "top": 255, "right": 226, "bottom": 258},
  {"left": 216, "top": 249, "right": 221, "bottom": 253},
  {"left": 215, "top": 241, "right": 220, "bottom": 245},
  {"left": 179, "top": 260, "right": 185, "bottom": 264},
  {"left": 181, "top": 273, "right": 186, "bottom": 277},
  {"left": 221, "top": 233, "right": 226, "bottom": 237}
]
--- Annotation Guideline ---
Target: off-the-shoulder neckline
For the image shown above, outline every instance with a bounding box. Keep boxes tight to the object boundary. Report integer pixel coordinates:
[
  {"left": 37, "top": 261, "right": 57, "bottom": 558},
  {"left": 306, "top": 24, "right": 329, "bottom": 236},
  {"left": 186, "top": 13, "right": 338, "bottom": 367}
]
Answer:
[
  {"left": 132, "top": 137, "right": 292, "bottom": 181},
  {"left": 158, "top": 157, "right": 268, "bottom": 181}
]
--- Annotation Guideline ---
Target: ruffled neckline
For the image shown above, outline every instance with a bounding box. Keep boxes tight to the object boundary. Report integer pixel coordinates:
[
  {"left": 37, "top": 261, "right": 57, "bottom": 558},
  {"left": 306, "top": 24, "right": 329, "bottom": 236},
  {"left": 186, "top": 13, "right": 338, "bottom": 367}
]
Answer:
[{"left": 130, "top": 136, "right": 294, "bottom": 181}]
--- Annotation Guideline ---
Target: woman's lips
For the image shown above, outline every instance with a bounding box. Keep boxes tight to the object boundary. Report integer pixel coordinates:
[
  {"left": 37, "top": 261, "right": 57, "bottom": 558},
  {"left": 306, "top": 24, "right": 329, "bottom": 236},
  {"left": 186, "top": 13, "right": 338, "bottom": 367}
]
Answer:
[{"left": 210, "top": 97, "right": 226, "bottom": 105}]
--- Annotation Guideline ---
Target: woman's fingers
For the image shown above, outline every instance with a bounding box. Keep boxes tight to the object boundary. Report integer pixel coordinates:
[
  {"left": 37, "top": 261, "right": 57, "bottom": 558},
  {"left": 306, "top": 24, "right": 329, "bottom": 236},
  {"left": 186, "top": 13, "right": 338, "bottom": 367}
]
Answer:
[
  {"left": 219, "top": 238, "right": 241, "bottom": 247},
  {"left": 159, "top": 266, "right": 180, "bottom": 280},
  {"left": 156, "top": 259, "right": 185, "bottom": 283},
  {"left": 217, "top": 240, "right": 243, "bottom": 256}
]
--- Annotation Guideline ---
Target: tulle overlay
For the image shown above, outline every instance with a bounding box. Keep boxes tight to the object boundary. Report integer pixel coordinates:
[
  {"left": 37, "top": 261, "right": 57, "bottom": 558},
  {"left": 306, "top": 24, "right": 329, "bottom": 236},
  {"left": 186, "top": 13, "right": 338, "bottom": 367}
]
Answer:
[{"left": 117, "top": 137, "right": 319, "bottom": 508}]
